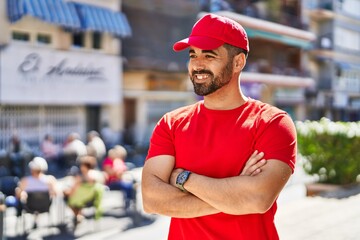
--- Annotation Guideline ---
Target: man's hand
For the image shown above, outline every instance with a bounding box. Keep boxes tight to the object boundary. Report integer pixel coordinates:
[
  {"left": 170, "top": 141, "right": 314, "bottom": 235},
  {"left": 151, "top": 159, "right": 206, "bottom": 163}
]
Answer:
[
  {"left": 142, "top": 155, "right": 219, "bottom": 217},
  {"left": 240, "top": 150, "right": 266, "bottom": 176}
]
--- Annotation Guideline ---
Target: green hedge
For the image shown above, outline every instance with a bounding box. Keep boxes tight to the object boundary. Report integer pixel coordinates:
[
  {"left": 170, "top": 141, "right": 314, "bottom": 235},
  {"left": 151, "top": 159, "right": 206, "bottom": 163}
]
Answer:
[{"left": 295, "top": 118, "right": 360, "bottom": 185}]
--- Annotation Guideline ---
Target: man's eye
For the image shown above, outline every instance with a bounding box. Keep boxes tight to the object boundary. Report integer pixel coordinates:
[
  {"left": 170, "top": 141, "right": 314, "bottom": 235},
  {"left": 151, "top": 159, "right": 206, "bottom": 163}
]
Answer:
[
  {"left": 205, "top": 55, "right": 215, "bottom": 59},
  {"left": 189, "top": 55, "right": 196, "bottom": 59}
]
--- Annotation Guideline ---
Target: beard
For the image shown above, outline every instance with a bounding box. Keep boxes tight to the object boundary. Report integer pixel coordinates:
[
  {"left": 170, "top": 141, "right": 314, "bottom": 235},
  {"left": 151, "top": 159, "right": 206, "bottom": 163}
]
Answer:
[{"left": 190, "top": 60, "right": 234, "bottom": 96}]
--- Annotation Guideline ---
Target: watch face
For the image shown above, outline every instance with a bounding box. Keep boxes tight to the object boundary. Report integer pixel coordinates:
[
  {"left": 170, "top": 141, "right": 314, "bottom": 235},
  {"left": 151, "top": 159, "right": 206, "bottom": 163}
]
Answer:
[
  {"left": 176, "top": 171, "right": 191, "bottom": 192},
  {"left": 177, "top": 171, "right": 190, "bottom": 184},
  {"left": 178, "top": 172, "right": 188, "bottom": 183}
]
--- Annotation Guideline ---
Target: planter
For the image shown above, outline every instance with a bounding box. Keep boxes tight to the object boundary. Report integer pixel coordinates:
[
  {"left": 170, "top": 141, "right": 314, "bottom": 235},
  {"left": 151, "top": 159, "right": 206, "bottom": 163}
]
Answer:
[{"left": 306, "top": 183, "right": 360, "bottom": 199}]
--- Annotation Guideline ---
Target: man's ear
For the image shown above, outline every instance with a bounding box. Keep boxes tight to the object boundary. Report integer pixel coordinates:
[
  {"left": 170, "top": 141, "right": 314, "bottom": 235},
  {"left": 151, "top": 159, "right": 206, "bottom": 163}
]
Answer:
[{"left": 234, "top": 53, "right": 246, "bottom": 72}]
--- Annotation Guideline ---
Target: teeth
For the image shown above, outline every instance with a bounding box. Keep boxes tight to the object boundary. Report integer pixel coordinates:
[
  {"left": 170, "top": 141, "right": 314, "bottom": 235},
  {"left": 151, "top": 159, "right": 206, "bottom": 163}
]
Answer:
[{"left": 196, "top": 74, "right": 208, "bottom": 80}]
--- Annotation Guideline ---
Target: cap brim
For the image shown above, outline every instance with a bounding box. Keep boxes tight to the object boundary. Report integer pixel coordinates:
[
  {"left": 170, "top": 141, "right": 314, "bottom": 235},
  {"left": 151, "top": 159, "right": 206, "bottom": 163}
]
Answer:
[{"left": 173, "top": 36, "right": 224, "bottom": 52}]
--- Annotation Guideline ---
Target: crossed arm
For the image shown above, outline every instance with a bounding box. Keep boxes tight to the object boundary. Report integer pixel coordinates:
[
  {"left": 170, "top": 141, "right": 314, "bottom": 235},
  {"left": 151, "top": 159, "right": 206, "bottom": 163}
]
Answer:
[{"left": 141, "top": 151, "right": 292, "bottom": 218}]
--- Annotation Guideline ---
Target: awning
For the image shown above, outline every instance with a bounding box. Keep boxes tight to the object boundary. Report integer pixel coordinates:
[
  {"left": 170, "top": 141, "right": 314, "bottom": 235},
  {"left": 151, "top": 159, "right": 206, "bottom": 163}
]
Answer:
[
  {"left": 7, "top": 0, "right": 132, "bottom": 38},
  {"left": 212, "top": 11, "right": 316, "bottom": 41},
  {"left": 73, "top": 3, "right": 132, "bottom": 38},
  {"left": 201, "top": 11, "right": 315, "bottom": 49},
  {"left": 246, "top": 29, "right": 313, "bottom": 49},
  {"left": 7, "top": 0, "right": 81, "bottom": 29}
]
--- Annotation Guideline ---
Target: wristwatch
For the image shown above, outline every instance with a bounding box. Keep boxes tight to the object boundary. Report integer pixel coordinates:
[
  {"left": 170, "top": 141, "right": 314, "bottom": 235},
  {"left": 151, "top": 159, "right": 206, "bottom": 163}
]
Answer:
[{"left": 176, "top": 170, "right": 192, "bottom": 192}]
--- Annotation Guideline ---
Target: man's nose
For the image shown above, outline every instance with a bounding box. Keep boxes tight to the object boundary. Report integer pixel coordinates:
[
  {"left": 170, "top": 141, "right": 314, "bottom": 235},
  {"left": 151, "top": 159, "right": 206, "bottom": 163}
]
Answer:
[{"left": 190, "top": 60, "right": 205, "bottom": 72}]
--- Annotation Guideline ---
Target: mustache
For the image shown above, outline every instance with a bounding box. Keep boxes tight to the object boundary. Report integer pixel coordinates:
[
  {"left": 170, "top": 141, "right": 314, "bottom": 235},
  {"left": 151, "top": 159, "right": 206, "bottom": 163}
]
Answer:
[{"left": 191, "top": 70, "right": 213, "bottom": 77}]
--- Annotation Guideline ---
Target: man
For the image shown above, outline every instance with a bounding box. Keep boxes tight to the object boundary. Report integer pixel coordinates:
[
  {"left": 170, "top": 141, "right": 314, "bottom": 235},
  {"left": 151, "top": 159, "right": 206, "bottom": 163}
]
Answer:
[
  {"left": 61, "top": 132, "right": 87, "bottom": 171},
  {"left": 62, "top": 132, "right": 87, "bottom": 157},
  {"left": 86, "top": 130, "right": 107, "bottom": 166},
  {"left": 141, "top": 13, "right": 296, "bottom": 239},
  {"left": 8, "top": 134, "right": 33, "bottom": 177}
]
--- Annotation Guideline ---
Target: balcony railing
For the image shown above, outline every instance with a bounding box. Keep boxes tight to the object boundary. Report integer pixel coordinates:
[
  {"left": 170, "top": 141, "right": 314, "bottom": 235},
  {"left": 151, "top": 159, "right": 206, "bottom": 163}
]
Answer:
[{"left": 201, "top": 0, "right": 304, "bottom": 29}]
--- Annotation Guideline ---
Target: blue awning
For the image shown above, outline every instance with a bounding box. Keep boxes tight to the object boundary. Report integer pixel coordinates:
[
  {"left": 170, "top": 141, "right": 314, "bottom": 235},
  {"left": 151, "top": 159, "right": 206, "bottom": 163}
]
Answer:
[
  {"left": 73, "top": 3, "right": 132, "bottom": 37},
  {"left": 7, "top": 0, "right": 132, "bottom": 38},
  {"left": 7, "top": 0, "right": 81, "bottom": 29},
  {"left": 246, "top": 29, "right": 312, "bottom": 49}
]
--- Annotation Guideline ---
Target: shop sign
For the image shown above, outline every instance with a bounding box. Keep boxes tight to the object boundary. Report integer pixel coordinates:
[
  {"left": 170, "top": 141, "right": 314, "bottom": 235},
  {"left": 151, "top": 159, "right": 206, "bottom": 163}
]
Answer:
[{"left": 0, "top": 45, "right": 121, "bottom": 104}]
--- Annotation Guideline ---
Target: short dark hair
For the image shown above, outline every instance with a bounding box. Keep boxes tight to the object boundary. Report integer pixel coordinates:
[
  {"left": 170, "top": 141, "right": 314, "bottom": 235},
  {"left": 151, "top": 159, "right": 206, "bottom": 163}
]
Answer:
[
  {"left": 223, "top": 43, "right": 248, "bottom": 60},
  {"left": 79, "top": 155, "right": 96, "bottom": 169},
  {"left": 81, "top": 162, "right": 93, "bottom": 169}
]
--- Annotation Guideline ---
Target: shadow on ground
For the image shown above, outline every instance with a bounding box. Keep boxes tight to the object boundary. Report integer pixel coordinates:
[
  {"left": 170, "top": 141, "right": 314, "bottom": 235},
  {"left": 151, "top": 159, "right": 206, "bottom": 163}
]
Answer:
[{"left": 5, "top": 211, "right": 156, "bottom": 240}]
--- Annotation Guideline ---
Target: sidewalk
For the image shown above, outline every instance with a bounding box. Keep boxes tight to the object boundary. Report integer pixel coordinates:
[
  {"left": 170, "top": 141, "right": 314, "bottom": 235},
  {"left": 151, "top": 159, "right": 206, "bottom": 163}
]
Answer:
[
  {"left": 113, "top": 163, "right": 360, "bottom": 240},
  {"left": 276, "top": 191, "right": 360, "bottom": 240},
  {"left": 3, "top": 166, "right": 360, "bottom": 239}
]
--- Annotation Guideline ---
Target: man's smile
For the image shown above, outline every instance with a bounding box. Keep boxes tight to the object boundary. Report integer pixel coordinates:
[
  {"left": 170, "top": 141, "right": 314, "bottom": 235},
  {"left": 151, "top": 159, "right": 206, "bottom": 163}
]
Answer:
[{"left": 194, "top": 73, "right": 210, "bottom": 81}]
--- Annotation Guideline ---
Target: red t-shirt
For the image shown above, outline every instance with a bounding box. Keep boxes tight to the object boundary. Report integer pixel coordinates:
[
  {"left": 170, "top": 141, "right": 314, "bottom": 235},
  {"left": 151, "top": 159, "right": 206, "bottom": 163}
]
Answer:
[{"left": 146, "top": 99, "right": 297, "bottom": 240}]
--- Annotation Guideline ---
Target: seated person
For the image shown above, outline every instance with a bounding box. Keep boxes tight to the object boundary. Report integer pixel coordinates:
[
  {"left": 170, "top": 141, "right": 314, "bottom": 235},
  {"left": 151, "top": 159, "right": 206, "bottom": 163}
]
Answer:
[
  {"left": 8, "top": 134, "right": 33, "bottom": 177},
  {"left": 40, "top": 134, "right": 61, "bottom": 176},
  {"left": 102, "top": 145, "right": 135, "bottom": 209},
  {"left": 59, "top": 132, "right": 87, "bottom": 171},
  {"left": 15, "top": 157, "right": 58, "bottom": 228},
  {"left": 63, "top": 155, "right": 105, "bottom": 226},
  {"left": 40, "top": 134, "right": 60, "bottom": 161},
  {"left": 86, "top": 130, "right": 106, "bottom": 167}
]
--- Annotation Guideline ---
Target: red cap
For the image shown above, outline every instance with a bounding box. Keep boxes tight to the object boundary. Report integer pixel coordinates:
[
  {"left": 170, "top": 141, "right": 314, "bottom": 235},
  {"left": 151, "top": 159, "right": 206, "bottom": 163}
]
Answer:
[{"left": 173, "top": 13, "right": 249, "bottom": 52}]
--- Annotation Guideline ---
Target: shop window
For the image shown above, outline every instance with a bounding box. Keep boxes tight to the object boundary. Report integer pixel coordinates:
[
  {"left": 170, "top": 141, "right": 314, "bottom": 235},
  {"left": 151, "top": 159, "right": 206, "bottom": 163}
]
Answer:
[
  {"left": 72, "top": 32, "right": 85, "bottom": 48},
  {"left": 92, "top": 32, "right": 102, "bottom": 49},
  {"left": 37, "top": 34, "right": 51, "bottom": 44},
  {"left": 12, "top": 31, "right": 30, "bottom": 41}
]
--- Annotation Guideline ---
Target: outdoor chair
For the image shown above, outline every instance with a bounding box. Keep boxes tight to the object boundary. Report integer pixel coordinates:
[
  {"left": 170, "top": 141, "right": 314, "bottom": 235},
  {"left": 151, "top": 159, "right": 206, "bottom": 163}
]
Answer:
[{"left": 21, "top": 191, "right": 52, "bottom": 233}]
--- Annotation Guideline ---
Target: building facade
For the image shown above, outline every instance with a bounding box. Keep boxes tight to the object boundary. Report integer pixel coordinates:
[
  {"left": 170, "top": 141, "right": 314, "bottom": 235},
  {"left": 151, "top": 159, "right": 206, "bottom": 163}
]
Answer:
[
  {"left": 0, "top": 0, "right": 131, "bottom": 151},
  {"left": 121, "top": 0, "right": 315, "bottom": 149},
  {"left": 303, "top": 0, "right": 360, "bottom": 121},
  {"left": 216, "top": 10, "right": 315, "bottom": 120},
  {"left": 121, "top": 0, "right": 200, "bottom": 148}
]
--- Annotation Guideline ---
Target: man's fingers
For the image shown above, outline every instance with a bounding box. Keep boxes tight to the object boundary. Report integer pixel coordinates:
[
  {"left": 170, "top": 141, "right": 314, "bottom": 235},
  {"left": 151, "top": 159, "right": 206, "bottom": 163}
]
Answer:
[
  {"left": 244, "top": 151, "right": 263, "bottom": 168},
  {"left": 240, "top": 151, "right": 266, "bottom": 176},
  {"left": 244, "top": 159, "right": 266, "bottom": 175},
  {"left": 248, "top": 159, "right": 267, "bottom": 176},
  {"left": 251, "top": 168, "right": 261, "bottom": 176}
]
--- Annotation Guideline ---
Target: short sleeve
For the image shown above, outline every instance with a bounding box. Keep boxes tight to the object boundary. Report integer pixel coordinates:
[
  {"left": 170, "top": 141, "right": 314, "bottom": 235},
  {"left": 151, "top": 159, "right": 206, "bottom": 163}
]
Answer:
[
  {"left": 254, "top": 113, "right": 297, "bottom": 172},
  {"left": 146, "top": 114, "right": 176, "bottom": 160}
]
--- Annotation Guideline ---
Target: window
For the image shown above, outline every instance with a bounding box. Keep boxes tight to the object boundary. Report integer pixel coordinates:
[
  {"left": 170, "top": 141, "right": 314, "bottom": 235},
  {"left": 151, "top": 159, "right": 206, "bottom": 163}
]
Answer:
[
  {"left": 342, "top": 0, "right": 360, "bottom": 18},
  {"left": 92, "top": 32, "right": 102, "bottom": 49},
  {"left": 72, "top": 32, "right": 85, "bottom": 48},
  {"left": 12, "top": 31, "right": 30, "bottom": 41},
  {"left": 334, "top": 27, "right": 360, "bottom": 51},
  {"left": 37, "top": 34, "right": 51, "bottom": 44}
]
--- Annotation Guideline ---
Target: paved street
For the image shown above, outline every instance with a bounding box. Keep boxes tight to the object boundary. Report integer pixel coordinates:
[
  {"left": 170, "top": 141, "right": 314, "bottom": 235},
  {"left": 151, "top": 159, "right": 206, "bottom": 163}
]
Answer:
[
  {"left": 276, "top": 192, "right": 360, "bottom": 240},
  {"left": 2, "top": 166, "right": 360, "bottom": 240}
]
